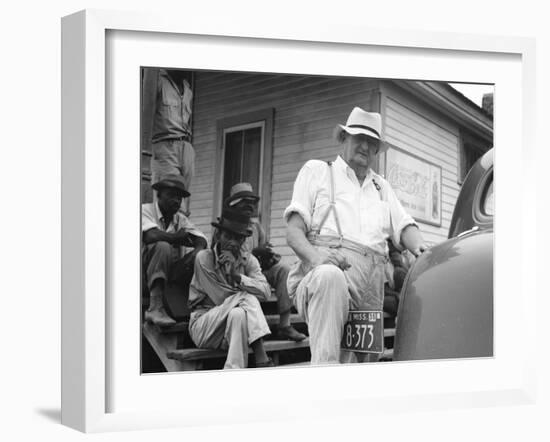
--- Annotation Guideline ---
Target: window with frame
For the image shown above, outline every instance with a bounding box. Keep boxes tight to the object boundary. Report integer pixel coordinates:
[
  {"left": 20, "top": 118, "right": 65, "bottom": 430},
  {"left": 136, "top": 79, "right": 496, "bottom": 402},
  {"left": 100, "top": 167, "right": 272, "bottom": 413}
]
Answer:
[
  {"left": 215, "top": 109, "right": 274, "bottom": 230},
  {"left": 222, "top": 123, "right": 264, "bottom": 204},
  {"left": 458, "top": 129, "right": 490, "bottom": 184}
]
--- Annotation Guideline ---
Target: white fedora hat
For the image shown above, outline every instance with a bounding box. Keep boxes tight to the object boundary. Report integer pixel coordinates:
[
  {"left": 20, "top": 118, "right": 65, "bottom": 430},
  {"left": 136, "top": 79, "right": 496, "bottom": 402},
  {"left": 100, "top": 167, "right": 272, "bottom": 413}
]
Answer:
[{"left": 336, "top": 107, "right": 388, "bottom": 152}]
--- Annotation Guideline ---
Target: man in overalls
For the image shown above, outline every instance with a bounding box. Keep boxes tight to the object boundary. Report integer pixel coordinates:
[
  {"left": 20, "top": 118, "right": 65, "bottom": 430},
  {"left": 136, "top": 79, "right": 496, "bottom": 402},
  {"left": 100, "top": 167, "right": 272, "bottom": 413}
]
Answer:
[{"left": 284, "top": 107, "right": 426, "bottom": 365}]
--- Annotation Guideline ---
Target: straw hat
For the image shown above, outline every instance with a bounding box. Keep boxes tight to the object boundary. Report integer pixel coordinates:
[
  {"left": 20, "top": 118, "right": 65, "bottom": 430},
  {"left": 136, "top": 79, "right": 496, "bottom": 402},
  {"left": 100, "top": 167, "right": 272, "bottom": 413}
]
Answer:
[{"left": 335, "top": 107, "right": 388, "bottom": 153}]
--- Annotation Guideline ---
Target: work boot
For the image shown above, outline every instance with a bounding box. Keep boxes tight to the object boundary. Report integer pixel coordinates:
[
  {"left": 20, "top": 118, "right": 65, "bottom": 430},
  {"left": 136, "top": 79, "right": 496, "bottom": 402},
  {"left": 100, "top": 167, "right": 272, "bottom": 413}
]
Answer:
[
  {"left": 278, "top": 325, "right": 306, "bottom": 342},
  {"left": 145, "top": 293, "right": 176, "bottom": 327},
  {"left": 145, "top": 306, "right": 176, "bottom": 327},
  {"left": 255, "top": 357, "right": 275, "bottom": 368}
]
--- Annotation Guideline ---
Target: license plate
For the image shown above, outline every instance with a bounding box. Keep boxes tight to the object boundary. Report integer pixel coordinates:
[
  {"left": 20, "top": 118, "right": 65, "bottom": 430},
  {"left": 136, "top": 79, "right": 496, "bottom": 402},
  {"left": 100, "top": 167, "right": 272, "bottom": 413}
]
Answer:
[{"left": 341, "top": 310, "right": 384, "bottom": 354}]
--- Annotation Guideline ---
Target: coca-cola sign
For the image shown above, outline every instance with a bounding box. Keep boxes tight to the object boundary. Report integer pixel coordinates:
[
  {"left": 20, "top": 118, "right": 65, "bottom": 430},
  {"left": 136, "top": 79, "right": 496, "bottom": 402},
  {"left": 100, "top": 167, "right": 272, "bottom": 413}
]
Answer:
[{"left": 385, "top": 146, "right": 442, "bottom": 226}]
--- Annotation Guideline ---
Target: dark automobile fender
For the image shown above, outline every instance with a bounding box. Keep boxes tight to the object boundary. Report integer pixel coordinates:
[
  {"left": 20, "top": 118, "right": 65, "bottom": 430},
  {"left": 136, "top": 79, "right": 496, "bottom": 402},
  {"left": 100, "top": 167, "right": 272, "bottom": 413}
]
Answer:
[{"left": 393, "top": 228, "right": 493, "bottom": 361}]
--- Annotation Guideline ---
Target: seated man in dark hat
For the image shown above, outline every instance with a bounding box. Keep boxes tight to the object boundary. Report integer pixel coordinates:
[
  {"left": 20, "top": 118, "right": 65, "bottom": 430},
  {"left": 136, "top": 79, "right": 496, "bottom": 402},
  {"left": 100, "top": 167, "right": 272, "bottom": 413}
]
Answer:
[
  {"left": 225, "top": 183, "right": 306, "bottom": 342},
  {"left": 142, "top": 175, "right": 207, "bottom": 326},
  {"left": 187, "top": 207, "right": 274, "bottom": 369}
]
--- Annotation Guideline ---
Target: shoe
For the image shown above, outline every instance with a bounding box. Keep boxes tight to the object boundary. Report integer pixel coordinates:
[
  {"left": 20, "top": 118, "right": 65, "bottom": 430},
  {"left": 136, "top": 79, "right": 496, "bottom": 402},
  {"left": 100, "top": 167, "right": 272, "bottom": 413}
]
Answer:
[
  {"left": 144, "top": 307, "right": 176, "bottom": 327},
  {"left": 278, "top": 325, "right": 306, "bottom": 342},
  {"left": 255, "top": 358, "right": 275, "bottom": 368}
]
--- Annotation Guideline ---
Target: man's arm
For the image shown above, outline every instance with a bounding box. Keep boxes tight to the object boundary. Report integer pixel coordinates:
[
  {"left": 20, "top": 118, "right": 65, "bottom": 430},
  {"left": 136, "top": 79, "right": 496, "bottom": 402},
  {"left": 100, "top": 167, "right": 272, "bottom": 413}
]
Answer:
[
  {"left": 286, "top": 213, "right": 350, "bottom": 271},
  {"left": 142, "top": 228, "right": 188, "bottom": 245},
  {"left": 400, "top": 225, "right": 427, "bottom": 257},
  {"left": 286, "top": 213, "right": 321, "bottom": 267},
  {"left": 239, "top": 254, "right": 271, "bottom": 300}
]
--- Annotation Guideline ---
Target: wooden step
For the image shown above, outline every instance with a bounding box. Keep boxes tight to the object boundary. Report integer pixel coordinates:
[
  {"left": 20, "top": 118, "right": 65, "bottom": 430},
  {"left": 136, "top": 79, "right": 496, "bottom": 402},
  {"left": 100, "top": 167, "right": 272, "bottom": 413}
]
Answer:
[
  {"left": 152, "top": 313, "right": 305, "bottom": 335},
  {"left": 167, "top": 338, "right": 310, "bottom": 362}
]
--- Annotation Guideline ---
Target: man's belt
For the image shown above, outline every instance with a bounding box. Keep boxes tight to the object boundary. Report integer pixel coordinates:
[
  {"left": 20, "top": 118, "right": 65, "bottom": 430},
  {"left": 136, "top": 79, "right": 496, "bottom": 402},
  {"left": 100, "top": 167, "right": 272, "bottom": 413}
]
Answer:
[
  {"left": 307, "top": 233, "right": 386, "bottom": 259},
  {"left": 153, "top": 133, "right": 192, "bottom": 143}
]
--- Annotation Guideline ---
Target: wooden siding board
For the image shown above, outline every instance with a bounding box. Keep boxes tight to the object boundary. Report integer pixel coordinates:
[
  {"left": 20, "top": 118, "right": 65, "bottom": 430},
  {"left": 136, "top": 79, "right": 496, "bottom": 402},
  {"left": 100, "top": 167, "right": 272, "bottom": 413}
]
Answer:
[
  {"left": 384, "top": 129, "right": 457, "bottom": 171},
  {"left": 189, "top": 72, "right": 462, "bottom": 258},
  {"left": 382, "top": 96, "right": 460, "bottom": 240},
  {"left": 386, "top": 98, "right": 459, "bottom": 145}
]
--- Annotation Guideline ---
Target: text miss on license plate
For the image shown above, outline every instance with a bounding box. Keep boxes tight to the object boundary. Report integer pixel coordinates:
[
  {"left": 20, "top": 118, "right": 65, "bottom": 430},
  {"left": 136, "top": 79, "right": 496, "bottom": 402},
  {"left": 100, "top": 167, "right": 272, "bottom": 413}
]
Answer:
[{"left": 341, "top": 310, "right": 384, "bottom": 354}]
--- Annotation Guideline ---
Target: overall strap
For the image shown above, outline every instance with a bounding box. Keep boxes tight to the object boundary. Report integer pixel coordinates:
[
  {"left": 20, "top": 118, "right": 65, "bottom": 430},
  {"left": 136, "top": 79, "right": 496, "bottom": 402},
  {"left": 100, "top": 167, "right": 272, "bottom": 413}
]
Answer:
[{"left": 315, "top": 162, "right": 343, "bottom": 240}]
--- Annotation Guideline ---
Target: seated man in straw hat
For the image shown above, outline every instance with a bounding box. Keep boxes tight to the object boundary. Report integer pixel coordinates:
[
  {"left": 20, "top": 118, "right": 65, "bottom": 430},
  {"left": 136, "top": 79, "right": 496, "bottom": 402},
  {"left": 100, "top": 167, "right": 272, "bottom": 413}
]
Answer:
[
  {"left": 225, "top": 183, "right": 306, "bottom": 342},
  {"left": 187, "top": 207, "right": 274, "bottom": 369},
  {"left": 284, "top": 107, "right": 427, "bottom": 365},
  {"left": 142, "top": 175, "right": 207, "bottom": 326}
]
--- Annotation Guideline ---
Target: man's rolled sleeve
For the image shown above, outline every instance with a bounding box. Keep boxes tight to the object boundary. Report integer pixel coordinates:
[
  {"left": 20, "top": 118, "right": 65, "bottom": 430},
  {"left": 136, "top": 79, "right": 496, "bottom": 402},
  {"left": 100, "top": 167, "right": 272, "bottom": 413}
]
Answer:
[
  {"left": 177, "top": 215, "right": 207, "bottom": 241},
  {"left": 283, "top": 161, "right": 321, "bottom": 229},
  {"left": 283, "top": 201, "right": 312, "bottom": 229},
  {"left": 142, "top": 205, "right": 159, "bottom": 233}
]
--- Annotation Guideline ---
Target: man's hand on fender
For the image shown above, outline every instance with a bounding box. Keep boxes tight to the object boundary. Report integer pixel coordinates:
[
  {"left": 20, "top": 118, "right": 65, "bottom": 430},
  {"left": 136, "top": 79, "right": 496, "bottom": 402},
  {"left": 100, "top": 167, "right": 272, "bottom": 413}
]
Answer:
[{"left": 401, "top": 224, "right": 428, "bottom": 257}]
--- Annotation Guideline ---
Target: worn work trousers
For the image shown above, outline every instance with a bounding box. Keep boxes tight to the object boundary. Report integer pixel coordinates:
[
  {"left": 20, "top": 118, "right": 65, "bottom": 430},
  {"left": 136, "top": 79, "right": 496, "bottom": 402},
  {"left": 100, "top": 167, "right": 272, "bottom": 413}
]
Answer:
[
  {"left": 291, "top": 246, "right": 385, "bottom": 365},
  {"left": 263, "top": 262, "right": 293, "bottom": 314},
  {"left": 142, "top": 241, "right": 193, "bottom": 290},
  {"left": 142, "top": 241, "right": 176, "bottom": 290},
  {"left": 151, "top": 138, "right": 195, "bottom": 213},
  {"left": 189, "top": 293, "right": 271, "bottom": 369}
]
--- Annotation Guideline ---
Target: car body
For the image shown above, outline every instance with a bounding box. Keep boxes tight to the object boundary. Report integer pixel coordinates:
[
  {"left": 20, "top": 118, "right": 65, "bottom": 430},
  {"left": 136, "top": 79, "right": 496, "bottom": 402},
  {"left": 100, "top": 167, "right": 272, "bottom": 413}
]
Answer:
[{"left": 393, "top": 148, "right": 494, "bottom": 361}]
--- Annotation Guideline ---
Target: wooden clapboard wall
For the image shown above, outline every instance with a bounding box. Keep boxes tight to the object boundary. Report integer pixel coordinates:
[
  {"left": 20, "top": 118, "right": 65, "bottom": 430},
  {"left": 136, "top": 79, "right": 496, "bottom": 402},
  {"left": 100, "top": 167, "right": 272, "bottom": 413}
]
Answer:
[
  {"left": 380, "top": 82, "right": 461, "bottom": 246},
  {"left": 190, "top": 71, "right": 380, "bottom": 262},
  {"left": 142, "top": 70, "right": 480, "bottom": 258}
]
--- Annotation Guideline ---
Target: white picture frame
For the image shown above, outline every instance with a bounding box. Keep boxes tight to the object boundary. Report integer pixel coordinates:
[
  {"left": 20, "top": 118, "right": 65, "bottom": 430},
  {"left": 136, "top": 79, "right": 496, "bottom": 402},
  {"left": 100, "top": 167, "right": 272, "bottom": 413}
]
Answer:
[{"left": 61, "top": 9, "right": 537, "bottom": 433}]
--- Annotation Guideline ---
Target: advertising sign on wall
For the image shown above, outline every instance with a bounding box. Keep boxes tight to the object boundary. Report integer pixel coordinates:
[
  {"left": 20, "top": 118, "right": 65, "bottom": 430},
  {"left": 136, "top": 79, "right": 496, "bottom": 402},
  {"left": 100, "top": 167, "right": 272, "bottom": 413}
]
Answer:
[{"left": 385, "top": 146, "right": 442, "bottom": 226}]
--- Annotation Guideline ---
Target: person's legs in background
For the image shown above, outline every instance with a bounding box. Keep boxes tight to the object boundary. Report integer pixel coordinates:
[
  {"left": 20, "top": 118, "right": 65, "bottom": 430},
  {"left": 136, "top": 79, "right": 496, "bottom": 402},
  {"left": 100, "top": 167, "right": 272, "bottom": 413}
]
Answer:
[
  {"left": 264, "top": 262, "right": 306, "bottom": 341},
  {"left": 142, "top": 241, "right": 177, "bottom": 326}
]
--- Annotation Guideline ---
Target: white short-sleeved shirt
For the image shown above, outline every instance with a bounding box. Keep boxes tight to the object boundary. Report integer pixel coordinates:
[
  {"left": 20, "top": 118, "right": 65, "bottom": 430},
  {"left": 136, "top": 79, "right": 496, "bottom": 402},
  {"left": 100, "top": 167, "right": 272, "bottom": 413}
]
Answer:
[
  {"left": 142, "top": 202, "right": 207, "bottom": 258},
  {"left": 283, "top": 155, "right": 416, "bottom": 254}
]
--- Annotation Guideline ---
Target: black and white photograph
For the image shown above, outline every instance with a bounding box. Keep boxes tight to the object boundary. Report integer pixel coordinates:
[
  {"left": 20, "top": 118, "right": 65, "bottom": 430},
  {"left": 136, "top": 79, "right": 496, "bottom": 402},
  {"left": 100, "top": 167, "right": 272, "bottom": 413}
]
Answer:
[{"left": 140, "top": 68, "right": 494, "bottom": 373}]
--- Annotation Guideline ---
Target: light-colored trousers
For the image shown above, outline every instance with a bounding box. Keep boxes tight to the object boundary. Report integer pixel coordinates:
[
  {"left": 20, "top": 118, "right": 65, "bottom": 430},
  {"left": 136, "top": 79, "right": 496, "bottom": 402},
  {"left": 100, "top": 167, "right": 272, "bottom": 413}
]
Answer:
[
  {"left": 189, "top": 292, "right": 271, "bottom": 369},
  {"left": 290, "top": 246, "right": 386, "bottom": 365},
  {"left": 151, "top": 138, "right": 195, "bottom": 214}
]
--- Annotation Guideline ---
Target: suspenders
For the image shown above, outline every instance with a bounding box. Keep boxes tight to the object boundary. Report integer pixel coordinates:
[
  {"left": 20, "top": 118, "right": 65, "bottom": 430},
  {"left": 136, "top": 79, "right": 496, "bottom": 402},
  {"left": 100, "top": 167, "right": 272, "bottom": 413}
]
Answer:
[
  {"left": 314, "top": 161, "right": 384, "bottom": 241},
  {"left": 316, "top": 162, "right": 344, "bottom": 241}
]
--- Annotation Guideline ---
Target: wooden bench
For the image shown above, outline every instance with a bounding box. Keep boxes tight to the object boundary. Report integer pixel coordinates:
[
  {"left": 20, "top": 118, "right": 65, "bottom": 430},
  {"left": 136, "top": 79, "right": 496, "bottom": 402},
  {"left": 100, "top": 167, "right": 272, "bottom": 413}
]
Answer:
[
  {"left": 143, "top": 320, "right": 311, "bottom": 371},
  {"left": 168, "top": 339, "right": 310, "bottom": 367}
]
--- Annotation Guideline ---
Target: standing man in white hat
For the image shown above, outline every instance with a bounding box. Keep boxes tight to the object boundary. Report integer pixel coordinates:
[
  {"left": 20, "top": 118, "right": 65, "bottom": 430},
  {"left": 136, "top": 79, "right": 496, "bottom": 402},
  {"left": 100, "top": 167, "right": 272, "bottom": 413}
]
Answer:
[{"left": 284, "top": 107, "right": 426, "bottom": 365}]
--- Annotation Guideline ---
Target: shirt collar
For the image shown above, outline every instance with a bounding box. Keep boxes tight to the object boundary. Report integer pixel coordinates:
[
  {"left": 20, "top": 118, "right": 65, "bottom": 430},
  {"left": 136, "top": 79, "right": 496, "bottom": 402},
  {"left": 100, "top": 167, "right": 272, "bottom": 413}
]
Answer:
[
  {"left": 154, "top": 202, "right": 176, "bottom": 229},
  {"left": 334, "top": 155, "right": 374, "bottom": 182}
]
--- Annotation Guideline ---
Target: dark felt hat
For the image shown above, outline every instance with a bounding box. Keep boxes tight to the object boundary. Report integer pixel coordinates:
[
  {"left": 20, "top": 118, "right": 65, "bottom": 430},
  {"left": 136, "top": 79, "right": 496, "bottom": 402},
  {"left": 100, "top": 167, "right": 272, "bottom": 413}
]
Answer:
[
  {"left": 152, "top": 174, "right": 190, "bottom": 198},
  {"left": 211, "top": 207, "right": 253, "bottom": 237}
]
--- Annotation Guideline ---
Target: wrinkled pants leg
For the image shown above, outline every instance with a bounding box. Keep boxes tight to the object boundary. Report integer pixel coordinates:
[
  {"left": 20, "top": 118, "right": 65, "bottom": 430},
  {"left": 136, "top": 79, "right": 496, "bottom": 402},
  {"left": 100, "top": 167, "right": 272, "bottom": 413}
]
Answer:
[
  {"left": 264, "top": 262, "right": 292, "bottom": 314},
  {"left": 224, "top": 308, "right": 249, "bottom": 369},
  {"left": 295, "top": 265, "right": 349, "bottom": 364},
  {"left": 189, "top": 293, "right": 271, "bottom": 369},
  {"left": 142, "top": 241, "right": 174, "bottom": 290}
]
